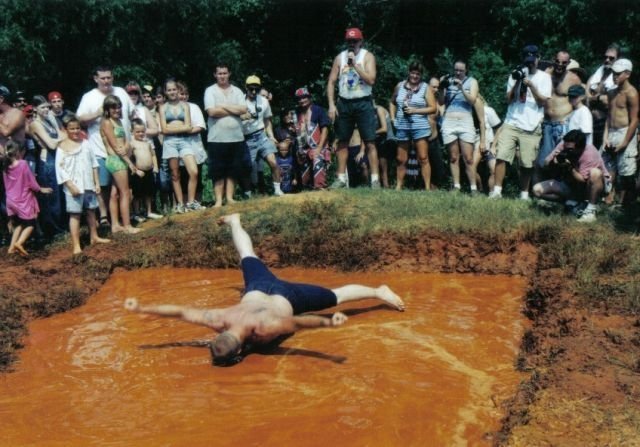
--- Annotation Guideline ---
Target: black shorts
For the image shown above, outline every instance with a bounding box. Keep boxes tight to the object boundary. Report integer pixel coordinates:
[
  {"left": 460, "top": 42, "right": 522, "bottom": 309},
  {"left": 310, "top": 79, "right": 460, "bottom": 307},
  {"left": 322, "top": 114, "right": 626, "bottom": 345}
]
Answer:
[
  {"left": 241, "top": 257, "right": 337, "bottom": 315},
  {"left": 206, "top": 141, "right": 251, "bottom": 181},
  {"left": 10, "top": 215, "right": 37, "bottom": 227},
  {"left": 131, "top": 170, "right": 155, "bottom": 198}
]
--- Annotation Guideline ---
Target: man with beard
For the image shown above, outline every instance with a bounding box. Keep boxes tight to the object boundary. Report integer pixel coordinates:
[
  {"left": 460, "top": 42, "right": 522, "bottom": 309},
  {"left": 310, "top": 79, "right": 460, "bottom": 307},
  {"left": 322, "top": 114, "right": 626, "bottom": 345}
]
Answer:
[
  {"left": 535, "top": 50, "right": 582, "bottom": 179},
  {"left": 587, "top": 44, "right": 620, "bottom": 149},
  {"left": 489, "top": 45, "right": 552, "bottom": 200},
  {"left": 326, "top": 27, "right": 380, "bottom": 189}
]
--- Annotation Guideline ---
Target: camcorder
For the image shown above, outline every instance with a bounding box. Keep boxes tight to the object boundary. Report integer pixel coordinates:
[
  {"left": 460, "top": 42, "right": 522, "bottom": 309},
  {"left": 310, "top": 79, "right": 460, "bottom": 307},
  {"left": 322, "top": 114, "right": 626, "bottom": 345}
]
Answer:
[
  {"left": 439, "top": 74, "right": 456, "bottom": 89},
  {"left": 511, "top": 65, "right": 530, "bottom": 81}
]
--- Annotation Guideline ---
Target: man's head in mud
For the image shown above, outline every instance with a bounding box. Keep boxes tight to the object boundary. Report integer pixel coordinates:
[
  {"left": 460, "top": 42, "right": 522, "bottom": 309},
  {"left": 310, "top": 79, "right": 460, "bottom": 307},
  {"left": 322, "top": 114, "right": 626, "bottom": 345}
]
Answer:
[{"left": 210, "top": 332, "right": 243, "bottom": 366}]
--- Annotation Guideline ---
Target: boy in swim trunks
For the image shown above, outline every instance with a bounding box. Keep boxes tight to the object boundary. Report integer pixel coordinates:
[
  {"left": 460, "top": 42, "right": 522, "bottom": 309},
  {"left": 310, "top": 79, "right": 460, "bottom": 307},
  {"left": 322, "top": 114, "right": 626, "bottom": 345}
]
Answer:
[{"left": 124, "top": 213, "right": 404, "bottom": 366}]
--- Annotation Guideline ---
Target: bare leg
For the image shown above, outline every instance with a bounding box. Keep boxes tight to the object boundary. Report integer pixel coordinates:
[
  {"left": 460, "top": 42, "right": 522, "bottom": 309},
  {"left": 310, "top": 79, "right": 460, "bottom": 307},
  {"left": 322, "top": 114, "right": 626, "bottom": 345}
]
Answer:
[
  {"left": 69, "top": 213, "right": 82, "bottom": 254},
  {"left": 395, "top": 144, "right": 409, "bottom": 190},
  {"left": 331, "top": 284, "right": 405, "bottom": 311},
  {"left": 7, "top": 223, "right": 23, "bottom": 254},
  {"left": 87, "top": 209, "right": 110, "bottom": 245},
  {"left": 217, "top": 213, "right": 256, "bottom": 259},
  {"left": 225, "top": 178, "right": 237, "bottom": 204},
  {"left": 214, "top": 179, "right": 225, "bottom": 208},
  {"left": 14, "top": 225, "right": 33, "bottom": 256}
]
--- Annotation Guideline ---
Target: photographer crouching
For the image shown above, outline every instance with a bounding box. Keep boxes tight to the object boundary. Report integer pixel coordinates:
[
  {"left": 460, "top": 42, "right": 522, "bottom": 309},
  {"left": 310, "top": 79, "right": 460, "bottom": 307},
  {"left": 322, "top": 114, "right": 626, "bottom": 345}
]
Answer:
[{"left": 532, "top": 130, "right": 611, "bottom": 222}]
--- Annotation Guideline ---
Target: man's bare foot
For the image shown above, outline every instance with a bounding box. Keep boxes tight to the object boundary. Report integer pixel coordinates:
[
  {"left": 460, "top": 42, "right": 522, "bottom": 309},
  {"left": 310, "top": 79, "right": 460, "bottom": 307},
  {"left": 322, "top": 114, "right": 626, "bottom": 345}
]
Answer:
[
  {"left": 377, "top": 285, "right": 405, "bottom": 311},
  {"left": 73, "top": 247, "right": 82, "bottom": 255},
  {"left": 226, "top": 198, "right": 237, "bottom": 205},
  {"left": 15, "top": 244, "right": 28, "bottom": 257},
  {"left": 124, "top": 226, "right": 142, "bottom": 234},
  {"left": 213, "top": 203, "right": 223, "bottom": 208},
  {"left": 91, "top": 237, "right": 111, "bottom": 245},
  {"left": 124, "top": 298, "right": 139, "bottom": 311},
  {"left": 217, "top": 213, "right": 240, "bottom": 226},
  {"left": 111, "top": 225, "right": 124, "bottom": 233}
]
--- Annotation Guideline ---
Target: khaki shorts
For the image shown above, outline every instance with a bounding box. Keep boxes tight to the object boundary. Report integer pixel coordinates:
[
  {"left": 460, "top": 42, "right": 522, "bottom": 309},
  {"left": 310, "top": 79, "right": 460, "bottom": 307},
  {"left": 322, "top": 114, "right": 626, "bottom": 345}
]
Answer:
[
  {"left": 495, "top": 123, "right": 542, "bottom": 168},
  {"left": 601, "top": 127, "right": 638, "bottom": 177}
]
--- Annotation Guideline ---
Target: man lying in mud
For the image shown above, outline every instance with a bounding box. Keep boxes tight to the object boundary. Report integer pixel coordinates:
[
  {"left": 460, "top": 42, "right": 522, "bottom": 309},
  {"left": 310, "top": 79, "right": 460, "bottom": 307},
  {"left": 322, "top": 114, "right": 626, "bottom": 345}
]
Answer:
[{"left": 124, "top": 213, "right": 404, "bottom": 366}]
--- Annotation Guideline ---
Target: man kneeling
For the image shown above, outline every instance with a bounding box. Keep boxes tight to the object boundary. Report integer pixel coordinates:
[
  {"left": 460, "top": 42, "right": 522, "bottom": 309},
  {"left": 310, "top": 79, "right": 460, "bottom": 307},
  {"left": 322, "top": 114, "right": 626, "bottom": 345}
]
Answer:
[
  {"left": 125, "top": 213, "right": 404, "bottom": 365},
  {"left": 532, "top": 130, "right": 611, "bottom": 222}
]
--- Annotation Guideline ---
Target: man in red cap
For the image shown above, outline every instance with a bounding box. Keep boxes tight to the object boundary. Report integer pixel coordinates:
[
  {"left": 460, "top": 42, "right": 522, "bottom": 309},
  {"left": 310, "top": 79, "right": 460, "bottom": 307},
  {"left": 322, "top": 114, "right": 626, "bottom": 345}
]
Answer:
[
  {"left": 326, "top": 27, "right": 380, "bottom": 189},
  {"left": 48, "top": 91, "right": 72, "bottom": 129}
]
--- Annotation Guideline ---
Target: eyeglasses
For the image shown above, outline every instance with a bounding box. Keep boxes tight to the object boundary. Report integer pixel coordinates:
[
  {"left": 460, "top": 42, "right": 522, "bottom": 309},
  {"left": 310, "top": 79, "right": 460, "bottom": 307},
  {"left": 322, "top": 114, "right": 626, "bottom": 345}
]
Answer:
[
  {"left": 554, "top": 60, "right": 569, "bottom": 65},
  {"left": 604, "top": 56, "right": 616, "bottom": 61}
]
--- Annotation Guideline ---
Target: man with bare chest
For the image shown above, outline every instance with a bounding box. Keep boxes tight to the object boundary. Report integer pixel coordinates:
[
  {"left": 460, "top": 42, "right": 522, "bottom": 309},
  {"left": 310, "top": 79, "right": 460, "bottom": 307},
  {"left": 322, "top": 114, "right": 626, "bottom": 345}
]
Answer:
[
  {"left": 536, "top": 51, "right": 582, "bottom": 171},
  {"left": 0, "top": 85, "right": 26, "bottom": 154},
  {"left": 602, "top": 58, "right": 639, "bottom": 206},
  {"left": 125, "top": 213, "right": 405, "bottom": 366}
]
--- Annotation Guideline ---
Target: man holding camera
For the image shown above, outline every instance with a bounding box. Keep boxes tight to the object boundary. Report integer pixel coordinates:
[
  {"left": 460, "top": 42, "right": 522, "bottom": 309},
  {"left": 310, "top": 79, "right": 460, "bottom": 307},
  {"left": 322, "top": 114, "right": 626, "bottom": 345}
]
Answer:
[
  {"left": 490, "top": 45, "right": 552, "bottom": 200},
  {"left": 536, "top": 51, "right": 582, "bottom": 174},
  {"left": 327, "top": 27, "right": 380, "bottom": 189},
  {"left": 602, "top": 58, "right": 638, "bottom": 207},
  {"left": 532, "top": 130, "right": 610, "bottom": 223},
  {"left": 241, "top": 75, "right": 282, "bottom": 197}
]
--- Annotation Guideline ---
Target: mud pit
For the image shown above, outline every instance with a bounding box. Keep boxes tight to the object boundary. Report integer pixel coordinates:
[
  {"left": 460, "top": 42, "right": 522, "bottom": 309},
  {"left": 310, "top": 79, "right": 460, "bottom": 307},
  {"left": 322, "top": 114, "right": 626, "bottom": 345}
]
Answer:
[{"left": 0, "top": 267, "right": 527, "bottom": 446}]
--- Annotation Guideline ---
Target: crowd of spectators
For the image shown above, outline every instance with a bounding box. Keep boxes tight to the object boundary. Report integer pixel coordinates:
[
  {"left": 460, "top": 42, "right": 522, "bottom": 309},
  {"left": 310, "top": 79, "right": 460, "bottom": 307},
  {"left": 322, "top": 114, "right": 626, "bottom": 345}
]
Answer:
[{"left": 0, "top": 29, "right": 636, "bottom": 255}]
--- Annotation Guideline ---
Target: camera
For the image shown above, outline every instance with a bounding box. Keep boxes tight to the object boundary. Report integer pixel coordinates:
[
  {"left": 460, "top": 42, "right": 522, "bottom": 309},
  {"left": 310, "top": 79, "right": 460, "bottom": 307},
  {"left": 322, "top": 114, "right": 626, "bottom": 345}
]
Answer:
[
  {"left": 511, "top": 65, "right": 529, "bottom": 81},
  {"left": 555, "top": 152, "right": 569, "bottom": 164},
  {"left": 439, "top": 74, "right": 456, "bottom": 89}
]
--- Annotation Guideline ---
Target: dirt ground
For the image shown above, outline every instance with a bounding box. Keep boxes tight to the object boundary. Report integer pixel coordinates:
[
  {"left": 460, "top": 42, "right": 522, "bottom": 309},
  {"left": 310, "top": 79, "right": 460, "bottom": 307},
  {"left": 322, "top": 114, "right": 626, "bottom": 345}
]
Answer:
[{"left": 1, "top": 211, "right": 638, "bottom": 446}]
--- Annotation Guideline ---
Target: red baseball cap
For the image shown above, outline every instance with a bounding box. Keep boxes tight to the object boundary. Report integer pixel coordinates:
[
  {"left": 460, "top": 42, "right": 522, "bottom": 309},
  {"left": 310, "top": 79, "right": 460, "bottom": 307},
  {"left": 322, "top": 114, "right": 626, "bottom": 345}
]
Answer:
[
  {"left": 48, "top": 91, "right": 63, "bottom": 101},
  {"left": 345, "top": 28, "right": 363, "bottom": 40}
]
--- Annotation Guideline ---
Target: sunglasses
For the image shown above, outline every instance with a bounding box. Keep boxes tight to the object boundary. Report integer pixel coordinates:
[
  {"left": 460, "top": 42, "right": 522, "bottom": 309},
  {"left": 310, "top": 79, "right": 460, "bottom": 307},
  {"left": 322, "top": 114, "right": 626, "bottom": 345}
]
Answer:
[
  {"left": 554, "top": 60, "right": 569, "bottom": 65},
  {"left": 604, "top": 56, "right": 616, "bottom": 61}
]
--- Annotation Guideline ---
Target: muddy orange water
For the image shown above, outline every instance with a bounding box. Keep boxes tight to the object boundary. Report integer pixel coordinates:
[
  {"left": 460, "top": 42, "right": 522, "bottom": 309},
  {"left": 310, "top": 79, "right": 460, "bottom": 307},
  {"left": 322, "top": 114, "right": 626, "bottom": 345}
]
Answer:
[{"left": 0, "top": 268, "right": 527, "bottom": 447}]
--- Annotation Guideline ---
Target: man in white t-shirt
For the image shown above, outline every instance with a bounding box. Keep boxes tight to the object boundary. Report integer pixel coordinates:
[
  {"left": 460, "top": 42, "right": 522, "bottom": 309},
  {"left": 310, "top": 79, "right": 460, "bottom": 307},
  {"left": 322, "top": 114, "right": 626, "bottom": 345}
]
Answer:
[
  {"left": 489, "top": 45, "right": 552, "bottom": 200},
  {"left": 76, "top": 65, "right": 135, "bottom": 225},
  {"left": 566, "top": 85, "right": 593, "bottom": 145},
  {"left": 203, "top": 63, "right": 249, "bottom": 207},
  {"left": 241, "top": 75, "right": 282, "bottom": 197}
]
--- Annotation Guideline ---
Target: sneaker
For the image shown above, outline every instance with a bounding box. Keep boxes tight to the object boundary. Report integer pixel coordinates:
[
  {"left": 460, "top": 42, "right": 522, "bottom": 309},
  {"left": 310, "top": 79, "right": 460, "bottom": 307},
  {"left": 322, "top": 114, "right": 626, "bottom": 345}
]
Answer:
[
  {"left": 132, "top": 215, "right": 146, "bottom": 224},
  {"left": 330, "top": 179, "right": 347, "bottom": 189},
  {"left": 470, "top": 189, "right": 481, "bottom": 197},
  {"left": 274, "top": 189, "right": 284, "bottom": 197},
  {"left": 173, "top": 204, "right": 186, "bottom": 214},
  {"left": 577, "top": 209, "right": 596, "bottom": 223},
  {"left": 186, "top": 201, "right": 206, "bottom": 211},
  {"left": 371, "top": 180, "right": 381, "bottom": 189},
  {"left": 488, "top": 190, "right": 502, "bottom": 199},
  {"left": 146, "top": 212, "right": 163, "bottom": 220}
]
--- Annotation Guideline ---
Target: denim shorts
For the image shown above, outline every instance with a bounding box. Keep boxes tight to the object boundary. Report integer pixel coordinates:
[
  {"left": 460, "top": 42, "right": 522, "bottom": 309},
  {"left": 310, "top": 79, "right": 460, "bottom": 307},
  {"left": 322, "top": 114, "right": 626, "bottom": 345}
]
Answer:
[
  {"left": 96, "top": 157, "right": 112, "bottom": 187},
  {"left": 395, "top": 127, "right": 431, "bottom": 142},
  {"left": 163, "top": 136, "right": 196, "bottom": 159},
  {"left": 65, "top": 190, "right": 98, "bottom": 214}
]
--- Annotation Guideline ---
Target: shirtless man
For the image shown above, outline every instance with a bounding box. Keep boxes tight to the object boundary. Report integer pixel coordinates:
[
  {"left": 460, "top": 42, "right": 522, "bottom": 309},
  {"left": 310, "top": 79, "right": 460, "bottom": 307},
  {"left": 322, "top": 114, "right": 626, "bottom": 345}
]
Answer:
[
  {"left": 0, "top": 85, "right": 26, "bottom": 154},
  {"left": 602, "top": 58, "right": 638, "bottom": 207},
  {"left": 125, "top": 213, "right": 405, "bottom": 366},
  {"left": 536, "top": 51, "right": 582, "bottom": 175}
]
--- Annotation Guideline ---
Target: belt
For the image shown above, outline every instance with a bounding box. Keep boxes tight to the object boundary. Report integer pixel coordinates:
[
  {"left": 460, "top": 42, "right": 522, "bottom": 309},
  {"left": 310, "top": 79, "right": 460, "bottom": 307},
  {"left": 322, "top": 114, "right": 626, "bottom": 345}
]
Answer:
[
  {"left": 245, "top": 129, "right": 265, "bottom": 138},
  {"left": 338, "top": 95, "right": 372, "bottom": 102}
]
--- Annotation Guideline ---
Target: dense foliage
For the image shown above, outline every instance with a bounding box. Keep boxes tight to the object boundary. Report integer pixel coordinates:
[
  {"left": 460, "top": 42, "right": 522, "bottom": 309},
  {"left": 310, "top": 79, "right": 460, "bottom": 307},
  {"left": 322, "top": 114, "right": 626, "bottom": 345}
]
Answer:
[{"left": 2, "top": 0, "right": 640, "bottom": 117}]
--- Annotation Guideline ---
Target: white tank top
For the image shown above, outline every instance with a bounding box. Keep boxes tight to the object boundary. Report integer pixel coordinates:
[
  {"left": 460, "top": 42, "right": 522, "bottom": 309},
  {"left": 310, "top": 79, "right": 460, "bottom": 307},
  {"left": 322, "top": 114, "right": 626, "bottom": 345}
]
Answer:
[{"left": 338, "top": 49, "right": 373, "bottom": 99}]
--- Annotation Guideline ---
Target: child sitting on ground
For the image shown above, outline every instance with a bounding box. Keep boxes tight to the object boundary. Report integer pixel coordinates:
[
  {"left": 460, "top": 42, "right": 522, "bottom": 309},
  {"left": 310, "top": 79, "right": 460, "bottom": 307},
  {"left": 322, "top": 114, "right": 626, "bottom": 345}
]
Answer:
[
  {"left": 130, "top": 118, "right": 162, "bottom": 220},
  {"left": 1, "top": 141, "right": 52, "bottom": 256},
  {"left": 56, "top": 115, "right": 110, "bottom": 254}
]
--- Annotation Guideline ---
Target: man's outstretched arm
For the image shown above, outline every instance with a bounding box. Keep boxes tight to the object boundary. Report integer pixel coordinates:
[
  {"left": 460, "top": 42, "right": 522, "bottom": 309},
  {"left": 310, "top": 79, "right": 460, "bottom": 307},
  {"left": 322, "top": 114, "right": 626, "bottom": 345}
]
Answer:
[
  {"left": 279, "top": 312, "right": 348, "bottom": 333},
  {"left": 124, "top": 298, "right": 225, "bottom": 330}
]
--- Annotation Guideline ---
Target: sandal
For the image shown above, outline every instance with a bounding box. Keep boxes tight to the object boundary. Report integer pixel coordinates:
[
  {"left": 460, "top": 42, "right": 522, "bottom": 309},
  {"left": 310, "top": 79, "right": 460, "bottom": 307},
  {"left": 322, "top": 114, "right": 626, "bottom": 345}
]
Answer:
[{"left": 99, "top": 217, "right": 110, "bottom": 227}]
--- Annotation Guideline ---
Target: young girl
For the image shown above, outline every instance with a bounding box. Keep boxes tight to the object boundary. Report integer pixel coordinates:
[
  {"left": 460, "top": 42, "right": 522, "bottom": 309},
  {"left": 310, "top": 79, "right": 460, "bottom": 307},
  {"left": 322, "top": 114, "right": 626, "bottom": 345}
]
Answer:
[
  {"left": 158, "top": 79, "right": 198, "bottom": 213},
  {"left": 57, "top": 115, "right": 110, "bottom": 254},
  {"left": 100, "top": 95, "right": 142, "bottom": 234},
  {"left": 1, "top": 141, "right": 52, "bottom": 256}
]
